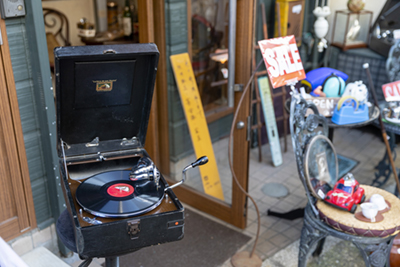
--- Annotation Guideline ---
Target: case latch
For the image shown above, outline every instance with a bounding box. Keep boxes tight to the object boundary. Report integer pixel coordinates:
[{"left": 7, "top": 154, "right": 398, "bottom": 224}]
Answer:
[
  {"left": 127, "top": 219, "right": 140, "bottom": 240},
  {"left": 121, "top": 137, "right": 138, "bottom": 146}
]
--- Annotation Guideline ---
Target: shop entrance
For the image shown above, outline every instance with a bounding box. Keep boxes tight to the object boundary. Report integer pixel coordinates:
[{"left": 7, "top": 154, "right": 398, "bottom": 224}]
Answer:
[{"left": 38, "top": 0, "right": 254, "bottom": 230}]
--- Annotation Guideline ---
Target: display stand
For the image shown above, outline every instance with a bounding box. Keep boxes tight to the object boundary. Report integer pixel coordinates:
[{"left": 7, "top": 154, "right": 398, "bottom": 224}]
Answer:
[{"left": 331, "top": 10, "right": 373, "bottom": 51}]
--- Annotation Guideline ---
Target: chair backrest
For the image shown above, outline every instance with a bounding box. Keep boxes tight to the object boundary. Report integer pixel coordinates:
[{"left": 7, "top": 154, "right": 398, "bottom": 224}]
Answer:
[
  {"left": 289, "top": 94, "right": 337, "bottom": 215},
  {"left": 43, "top": 8, "right": 70, "bottom": 71},
  {"left": 43, "top": 8, "right": 71, "bottom": 47}
]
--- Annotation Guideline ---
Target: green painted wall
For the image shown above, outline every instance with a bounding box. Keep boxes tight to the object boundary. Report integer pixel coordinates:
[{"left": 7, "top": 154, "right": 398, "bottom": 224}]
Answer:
[
  {"left": 6, "top": 18, "right": 53, "bottom": 228},
  {"left": 6, "top": 0, "right": 66, "bottom": 232}
]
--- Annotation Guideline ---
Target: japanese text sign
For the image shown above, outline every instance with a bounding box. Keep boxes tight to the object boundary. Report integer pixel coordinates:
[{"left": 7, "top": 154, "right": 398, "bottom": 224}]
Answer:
[
  {"left": 382, "top": 80, "right": 400, "bottom": 102},
  {"left": 170, "top": 53, "right": 224, "bottom": 201},
  {"left": 258, "top": 35, "right": 305, "bottom": 88}
]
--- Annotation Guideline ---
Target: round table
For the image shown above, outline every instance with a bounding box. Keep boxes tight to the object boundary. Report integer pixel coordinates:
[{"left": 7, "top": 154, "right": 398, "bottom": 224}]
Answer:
[{"left": 284, "top": 98, "right": 380, "bottom": 128}]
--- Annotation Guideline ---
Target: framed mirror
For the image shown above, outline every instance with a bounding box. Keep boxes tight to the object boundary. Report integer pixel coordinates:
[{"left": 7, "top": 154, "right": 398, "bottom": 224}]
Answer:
[{"left": 304, "top": 135, "right": 338, "bottom": 200}]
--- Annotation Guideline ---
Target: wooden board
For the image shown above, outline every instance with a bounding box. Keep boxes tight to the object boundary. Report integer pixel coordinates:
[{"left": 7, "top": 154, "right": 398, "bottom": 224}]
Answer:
[{"left": 258, "top": 76, "right": 282, "bottom": 166}]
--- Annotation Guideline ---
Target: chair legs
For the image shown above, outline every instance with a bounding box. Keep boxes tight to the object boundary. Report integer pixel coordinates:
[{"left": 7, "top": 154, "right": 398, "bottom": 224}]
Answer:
[
  {"left": 312, "top": 238, "right": 326, "bottom": 257},
  {"left": 298, "top": 205, "right": 395, "bottom": 267},
  {"left": 298, "top": 209, "right": 328, "bottom": 267},
  {"left": 353, "top": 241, "right": 394, "bottom": 267}
]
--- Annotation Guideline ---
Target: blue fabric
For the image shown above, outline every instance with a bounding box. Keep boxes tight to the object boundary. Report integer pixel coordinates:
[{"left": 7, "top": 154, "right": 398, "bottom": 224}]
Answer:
[{"left": 305, "top": 67, "right": 349, "bottom": 90}]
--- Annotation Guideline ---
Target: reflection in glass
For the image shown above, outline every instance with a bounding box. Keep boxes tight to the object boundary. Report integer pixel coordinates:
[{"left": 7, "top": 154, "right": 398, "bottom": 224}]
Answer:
[
  {"left": 305, "top": 135, "right": 338, "bottom": 199},
  {"left": 191, "top": 0, "right": 229, "bottom": 112}
]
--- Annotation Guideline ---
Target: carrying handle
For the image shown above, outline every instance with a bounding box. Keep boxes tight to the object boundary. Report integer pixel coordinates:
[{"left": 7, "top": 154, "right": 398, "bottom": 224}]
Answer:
[
  {"left": 103, "top": 49, "right": 116, "bottom": 54},
  {"left": 165, "top": 156, "right": 208, "bottom": 192}
]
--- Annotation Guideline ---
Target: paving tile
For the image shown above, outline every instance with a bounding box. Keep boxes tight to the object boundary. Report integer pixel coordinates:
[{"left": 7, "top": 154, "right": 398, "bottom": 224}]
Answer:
[
  {"left": 249, "top": 187, "right": 269, "bottom": 200},
  {"left": 268, "top": 231, "right": 291, "bottom": 247},
  {"left": 32, "top": 227, "right": 52, "bottom": 248},
  {"left": 259, "top": 215, "right": 280, "bottom": 229},
  {"left": 259, "top": 228, "right": 279, "bottom": 241},
  {"left": 282, "top": 226, "right": 302, "bottom": 241},
  {"left": 290, "top": 187, "right": 306, "bottom": 199},
  {"left": 269, "top": 219, "right": 293, "bottom": 233},
  {"left": 282, "top": 194, "right": 304, "bottom": 206},
  {"left": 255, "top": 240, "right": 279, "bottom": 257},
  {"left": 255, "top": 251, "right": 268, "bottom": 261},
  {"left": 252, "top": 201, "right": 275, "bottom": 215},
  {"left": 11, "top": 235, "right": 33, "bottom": 256},
  {"left": 294, "top": 219, "right": 304, "bottom": 231},
  {"left": 244, "top": 221, "right": 267, "bottom": 236},
  {"left": 264, "top": 246, "right": 280, "bottom": 258},
  {"left": 271, "top": 200, "right": 300, "bottom": 213},
  {"left": 260, "top": 195, "right": 282, "bottom": 206}
]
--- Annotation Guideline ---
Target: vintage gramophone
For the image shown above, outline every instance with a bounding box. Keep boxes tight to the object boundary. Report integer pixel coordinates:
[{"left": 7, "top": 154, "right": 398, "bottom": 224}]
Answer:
[{"left": 54, "top": 43, "right": 208, "bottom": 266}]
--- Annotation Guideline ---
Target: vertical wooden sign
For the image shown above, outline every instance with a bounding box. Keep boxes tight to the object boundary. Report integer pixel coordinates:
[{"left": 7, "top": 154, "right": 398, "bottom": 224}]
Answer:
[
  {"left": 170, "top": 53, "right": 224, "bottom": 201},
  {"left": 258, "top": 76, "right": 282, "bottom": 166}
]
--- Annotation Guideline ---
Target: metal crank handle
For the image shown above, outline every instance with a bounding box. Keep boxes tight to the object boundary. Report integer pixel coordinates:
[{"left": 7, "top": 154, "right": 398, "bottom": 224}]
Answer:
[{"left": 165, "top": 156, "right": 208, "bottom": 192}]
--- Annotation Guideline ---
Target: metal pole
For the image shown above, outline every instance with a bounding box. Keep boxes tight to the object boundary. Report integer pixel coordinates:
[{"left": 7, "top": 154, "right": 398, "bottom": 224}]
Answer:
[
  {"left": 105, "top": 256, "right": 119, "bottom": 267},
  {"left": 228, "top": 0, "right": 237, "bottom": 107}
]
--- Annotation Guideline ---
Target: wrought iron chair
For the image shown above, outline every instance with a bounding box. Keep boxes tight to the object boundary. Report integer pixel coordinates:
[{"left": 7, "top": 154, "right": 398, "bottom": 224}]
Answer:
[
  {"left": 43, "top": 8, "right": 71, "bottom": 72},
  {"left": 289, "top": 93, "right": 397, "bottom": 267}
]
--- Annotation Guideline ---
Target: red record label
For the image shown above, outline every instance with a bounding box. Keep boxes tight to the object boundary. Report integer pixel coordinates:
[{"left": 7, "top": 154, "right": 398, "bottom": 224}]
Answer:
[{"left": 107, "top": 183, "right": 134, "bottom": 198}]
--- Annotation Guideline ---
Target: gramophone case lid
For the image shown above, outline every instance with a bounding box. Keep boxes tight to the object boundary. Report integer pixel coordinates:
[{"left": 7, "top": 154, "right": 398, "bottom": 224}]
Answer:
[{"left": 54, "top": 43, "right": 159, "bottom": 157}]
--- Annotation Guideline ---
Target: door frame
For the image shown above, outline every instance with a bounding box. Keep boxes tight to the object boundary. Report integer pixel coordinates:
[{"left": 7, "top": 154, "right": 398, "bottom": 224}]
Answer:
[
  {"left": 0, "top": 18, "right": 36, "bottom": 241},
  {"left": 145, "top": 0, "right": 254, "bottom": 229}
]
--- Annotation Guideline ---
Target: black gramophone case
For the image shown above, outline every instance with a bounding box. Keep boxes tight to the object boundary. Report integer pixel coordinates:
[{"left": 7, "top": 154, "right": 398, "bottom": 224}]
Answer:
[{"left": 55, "top": 43, "right": 184, "bottom": 259}]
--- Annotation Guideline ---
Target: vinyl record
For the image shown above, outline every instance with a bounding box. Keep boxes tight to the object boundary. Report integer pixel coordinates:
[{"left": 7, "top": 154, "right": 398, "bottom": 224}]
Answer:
[{"left": 76, "top": 170, "right": 165, "bottom": 218}]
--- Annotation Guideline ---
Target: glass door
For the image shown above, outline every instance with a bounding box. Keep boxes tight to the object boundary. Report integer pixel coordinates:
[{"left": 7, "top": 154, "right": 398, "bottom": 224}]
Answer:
[{"left": 155, "top": 0, "right": 255, "bottom": 229}]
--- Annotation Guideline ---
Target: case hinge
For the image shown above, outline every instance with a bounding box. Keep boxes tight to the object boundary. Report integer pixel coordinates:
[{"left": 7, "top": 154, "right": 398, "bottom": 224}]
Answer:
[
  {"left": 127, "top": 219, "right": 140, "bottom": 240},
  {"left": 86, "top": 137, "right": 100, "bottom": 147}
]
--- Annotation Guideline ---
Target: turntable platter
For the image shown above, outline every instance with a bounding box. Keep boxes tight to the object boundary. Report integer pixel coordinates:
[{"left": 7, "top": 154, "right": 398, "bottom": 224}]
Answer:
[{"left": 76, "top": 170, "right": 165, "bottom": 218}]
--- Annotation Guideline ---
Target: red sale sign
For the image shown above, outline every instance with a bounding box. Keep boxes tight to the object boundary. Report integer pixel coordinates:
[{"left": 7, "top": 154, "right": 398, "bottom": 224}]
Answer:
[
  {"left": 258, "top": 35, "right": 305, "bottom": 88},
  {"left": 382, "top": 80, "right": 400, "bottom": 102}
]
